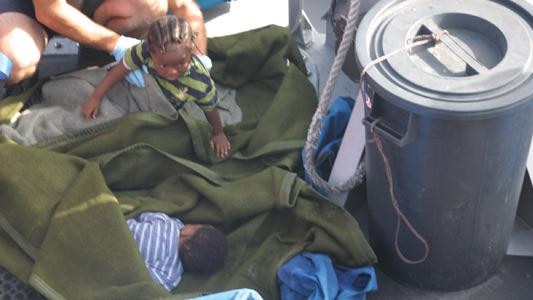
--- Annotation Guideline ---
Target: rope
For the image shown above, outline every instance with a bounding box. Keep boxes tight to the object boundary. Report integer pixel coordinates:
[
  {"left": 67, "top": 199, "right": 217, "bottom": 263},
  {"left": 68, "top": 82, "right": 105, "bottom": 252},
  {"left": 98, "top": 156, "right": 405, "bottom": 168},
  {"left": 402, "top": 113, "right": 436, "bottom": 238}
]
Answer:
[
  {"left": 303, "top": 3, "right": 448, "bottom": 261},
  {"left": 369, "top": 119, "right": 429, "bottom": 264},
  {"left": 362, "top": 30, "right": 448, "bottom": 264},
  {"left": 304, "top": 3, "right": 448, "bottom": 193},
  {"left": 360, "top": 30, "right": 448, "bottom": 109},
  {"left": 303, "top": 0, "right": 361, "bottom": 194}
]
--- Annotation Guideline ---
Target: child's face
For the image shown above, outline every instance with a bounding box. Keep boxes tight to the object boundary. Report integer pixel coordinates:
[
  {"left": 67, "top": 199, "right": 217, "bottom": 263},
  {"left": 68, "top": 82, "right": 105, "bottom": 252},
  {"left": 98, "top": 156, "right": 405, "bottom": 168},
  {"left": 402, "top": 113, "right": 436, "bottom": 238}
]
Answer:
[{"left": 150, "top": 45, "right": 192, "bottom": 81}]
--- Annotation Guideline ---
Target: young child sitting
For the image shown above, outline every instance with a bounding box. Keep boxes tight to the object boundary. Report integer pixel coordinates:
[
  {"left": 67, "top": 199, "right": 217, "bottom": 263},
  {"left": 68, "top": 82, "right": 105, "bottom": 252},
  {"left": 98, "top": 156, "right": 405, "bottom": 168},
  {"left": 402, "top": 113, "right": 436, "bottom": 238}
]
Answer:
[
  {"left": 127, "top": 212, "right": 228, "bottom": 292},
  {"left": 82, "top": 15, "right": 231, "bottom": 158}
]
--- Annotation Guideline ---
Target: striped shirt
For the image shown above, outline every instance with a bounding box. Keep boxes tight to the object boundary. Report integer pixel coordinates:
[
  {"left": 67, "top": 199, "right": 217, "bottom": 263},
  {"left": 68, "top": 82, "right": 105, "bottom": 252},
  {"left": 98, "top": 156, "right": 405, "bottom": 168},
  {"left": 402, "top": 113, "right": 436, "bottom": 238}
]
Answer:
[
  {"left": 123, "top": 41, "right": 219, "bottom": 111},
  {"left": 127, "top": 212, "right": 184, "bottom": 291}
]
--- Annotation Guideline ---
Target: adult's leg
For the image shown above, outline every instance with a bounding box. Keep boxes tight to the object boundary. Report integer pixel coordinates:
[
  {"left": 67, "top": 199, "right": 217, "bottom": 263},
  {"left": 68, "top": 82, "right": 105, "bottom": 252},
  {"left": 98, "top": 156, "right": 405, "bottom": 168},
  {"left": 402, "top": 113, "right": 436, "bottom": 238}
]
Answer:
[
  {"left": 93, "top": 0, "right": 168, "bottom": 38},
  {"left": 0, "top": 12, "right": 47, "bottom": 84}
]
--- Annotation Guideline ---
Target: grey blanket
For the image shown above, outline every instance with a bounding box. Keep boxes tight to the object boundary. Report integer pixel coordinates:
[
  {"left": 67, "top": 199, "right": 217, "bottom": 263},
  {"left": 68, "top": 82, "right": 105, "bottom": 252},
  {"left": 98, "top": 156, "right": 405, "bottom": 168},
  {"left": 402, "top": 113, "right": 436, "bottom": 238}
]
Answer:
[{"left": 0, "top": 67, "right": 241, "bottom": 145}]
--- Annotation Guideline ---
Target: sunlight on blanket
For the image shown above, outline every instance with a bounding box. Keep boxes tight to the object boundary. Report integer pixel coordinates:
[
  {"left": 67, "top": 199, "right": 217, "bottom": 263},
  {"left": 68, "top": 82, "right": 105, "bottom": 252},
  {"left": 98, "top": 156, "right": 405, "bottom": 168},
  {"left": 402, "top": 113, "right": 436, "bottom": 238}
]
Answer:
[{"left": 54, "top": 193, "right": 118, "bottom": 219}]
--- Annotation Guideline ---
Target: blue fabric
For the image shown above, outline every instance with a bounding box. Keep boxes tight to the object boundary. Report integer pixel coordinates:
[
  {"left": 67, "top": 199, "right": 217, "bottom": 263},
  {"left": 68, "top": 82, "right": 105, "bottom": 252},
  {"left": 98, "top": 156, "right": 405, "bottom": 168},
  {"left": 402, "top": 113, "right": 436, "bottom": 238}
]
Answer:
[
  {"left": 191, "top": 288, "right": 263, "bottom": 300},
  {"left": 334, "top": 265, "right": 377, "bottom": 300},
  {"left": 277, "top": 252, "right": 377, "bottom": 300},
  {"left": 197, "top": 0, "right": 229, "bottom": 10},
  {"left": 302, "top": 96, "right": 355, "bottom": 195},
  {"left": 0, "top": 51, "right": 12, "bottom": 80}
]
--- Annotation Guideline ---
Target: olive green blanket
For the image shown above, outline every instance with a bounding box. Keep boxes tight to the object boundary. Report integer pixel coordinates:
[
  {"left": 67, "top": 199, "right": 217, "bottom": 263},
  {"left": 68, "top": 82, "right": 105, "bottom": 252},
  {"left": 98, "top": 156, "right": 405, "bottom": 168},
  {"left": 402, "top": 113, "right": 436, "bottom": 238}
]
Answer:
[{"left": 0, "top": 25, "right": 376, "bottom": 299}]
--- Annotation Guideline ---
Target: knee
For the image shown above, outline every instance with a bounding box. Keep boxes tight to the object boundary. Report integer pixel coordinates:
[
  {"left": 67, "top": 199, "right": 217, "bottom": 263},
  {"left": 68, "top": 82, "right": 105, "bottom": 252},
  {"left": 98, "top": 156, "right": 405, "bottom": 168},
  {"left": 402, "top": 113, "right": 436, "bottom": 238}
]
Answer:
[
  {"left": 5, "top": 46, "right": 42, "bottom": 84},
  {"left": 0, "top": 13, "right": 46, "bottom": 84}
]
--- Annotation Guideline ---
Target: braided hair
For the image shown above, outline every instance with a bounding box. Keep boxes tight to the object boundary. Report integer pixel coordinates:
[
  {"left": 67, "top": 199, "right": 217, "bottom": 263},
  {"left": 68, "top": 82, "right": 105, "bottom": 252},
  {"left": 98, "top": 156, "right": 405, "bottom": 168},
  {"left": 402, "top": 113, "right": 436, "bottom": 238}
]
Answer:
[{"left": 146, "top": 15, "right": 195, "bottom": 53}]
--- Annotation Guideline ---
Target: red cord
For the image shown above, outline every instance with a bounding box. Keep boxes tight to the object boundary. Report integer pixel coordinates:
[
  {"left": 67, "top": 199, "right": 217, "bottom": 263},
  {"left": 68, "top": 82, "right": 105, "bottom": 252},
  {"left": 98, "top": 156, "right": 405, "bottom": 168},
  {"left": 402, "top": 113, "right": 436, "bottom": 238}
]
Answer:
[{"left": 370, "top": 118, "right": 429, "bottom": 264}]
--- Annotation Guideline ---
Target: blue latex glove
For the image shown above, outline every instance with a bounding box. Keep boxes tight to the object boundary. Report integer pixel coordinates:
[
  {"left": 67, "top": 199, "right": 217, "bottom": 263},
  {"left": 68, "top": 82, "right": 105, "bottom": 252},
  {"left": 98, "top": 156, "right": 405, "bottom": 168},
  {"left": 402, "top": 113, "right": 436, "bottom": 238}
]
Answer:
[
  {"left": 111, "top": 35, "right": 145, "bottom": 87},
  {"left": 0, "top": 51, "right": 13, "bottom": 80},
  {"left": 0, "top": 51, "right": 12, "bottom": 99},
  {"left": 196, "top": 54, "right": 213, "bottom": 72}
]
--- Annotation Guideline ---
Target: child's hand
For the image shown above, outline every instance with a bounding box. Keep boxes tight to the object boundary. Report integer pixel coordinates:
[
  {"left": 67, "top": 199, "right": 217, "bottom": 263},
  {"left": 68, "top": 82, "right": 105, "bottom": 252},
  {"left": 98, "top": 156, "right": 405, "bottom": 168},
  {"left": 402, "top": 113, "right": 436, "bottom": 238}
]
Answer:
[
  {"left": 210, "top": 133, "right": 231, "bottom": 158},
  {"left": 82, "top": 95, "right": 101, "bottom": 119}
]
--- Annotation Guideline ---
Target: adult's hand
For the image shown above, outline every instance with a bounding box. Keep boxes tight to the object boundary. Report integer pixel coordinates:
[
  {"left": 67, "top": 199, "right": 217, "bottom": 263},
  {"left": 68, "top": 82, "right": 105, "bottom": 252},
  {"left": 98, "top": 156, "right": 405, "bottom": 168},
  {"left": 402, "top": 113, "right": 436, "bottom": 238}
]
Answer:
[{"left": 111, "top": 36, "right": 145, "bottom": 88}]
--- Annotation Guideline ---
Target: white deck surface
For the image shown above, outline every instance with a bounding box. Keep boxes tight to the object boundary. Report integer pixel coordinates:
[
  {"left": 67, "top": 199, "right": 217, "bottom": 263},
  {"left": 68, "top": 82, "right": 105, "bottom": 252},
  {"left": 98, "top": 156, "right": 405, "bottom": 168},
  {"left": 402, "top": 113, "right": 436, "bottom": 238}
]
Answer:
[{"left": 203, "top": 0, "right": 289, "bottom": 37}]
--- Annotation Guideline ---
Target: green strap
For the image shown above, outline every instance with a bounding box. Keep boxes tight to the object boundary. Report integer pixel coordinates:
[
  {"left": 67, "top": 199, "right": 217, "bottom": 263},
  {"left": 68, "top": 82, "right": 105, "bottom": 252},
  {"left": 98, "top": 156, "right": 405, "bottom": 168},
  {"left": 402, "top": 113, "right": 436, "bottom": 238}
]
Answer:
[
  {"left": 35, "top": 113, "right": 172, "bottom": 150},
  {"left": 36, "top": 118, "right": 121, "bottom": 149},
  {"left": 29, "top": 274, "right": 66, "bottom": 300},
  {"left": 232, "top": 140, "right": 305, "bottom": 160},
  {"left": 0, "top": 212, "right": 38, "bottom": 260},
  {"left": 277, "top": 172, "right": 307, "bottom": 209},
  {"left": 97, "top": 142, "right": 229, "bottom": 186}
]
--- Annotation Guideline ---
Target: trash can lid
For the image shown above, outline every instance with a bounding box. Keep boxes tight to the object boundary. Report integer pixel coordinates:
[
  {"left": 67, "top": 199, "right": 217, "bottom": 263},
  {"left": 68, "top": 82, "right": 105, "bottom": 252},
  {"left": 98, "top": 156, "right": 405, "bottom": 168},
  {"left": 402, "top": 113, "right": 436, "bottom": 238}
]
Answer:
[{"left": 356, "top": 0, "right": 533, "bottom": 118}]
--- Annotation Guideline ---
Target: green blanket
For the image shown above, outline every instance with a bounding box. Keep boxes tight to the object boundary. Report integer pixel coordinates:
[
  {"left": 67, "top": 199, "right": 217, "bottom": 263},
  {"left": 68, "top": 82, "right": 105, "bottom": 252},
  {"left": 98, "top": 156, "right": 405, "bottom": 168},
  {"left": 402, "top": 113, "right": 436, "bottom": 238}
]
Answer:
[{"left": 0, "top": 25, "right": 376, "bottom": 300}]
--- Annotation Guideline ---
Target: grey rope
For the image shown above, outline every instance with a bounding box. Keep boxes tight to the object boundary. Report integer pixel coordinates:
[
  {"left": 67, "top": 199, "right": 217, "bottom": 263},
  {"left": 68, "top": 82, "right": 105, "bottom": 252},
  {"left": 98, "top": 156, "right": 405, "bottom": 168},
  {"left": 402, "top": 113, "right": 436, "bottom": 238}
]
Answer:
[{"left": 303, "top": 0, "right": 361, "bottom": 194}]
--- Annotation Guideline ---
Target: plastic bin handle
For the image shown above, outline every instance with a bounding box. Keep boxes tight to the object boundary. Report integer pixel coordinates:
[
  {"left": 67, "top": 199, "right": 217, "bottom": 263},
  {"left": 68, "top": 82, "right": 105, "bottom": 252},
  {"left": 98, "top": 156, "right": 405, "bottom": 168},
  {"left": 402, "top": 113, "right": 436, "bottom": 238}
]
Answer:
[
  {"left": 363, "top": 113, "right": 418, "bottom": 147},
  {"left": 421, "top": 21, "right": 488, "bottom": 75}
]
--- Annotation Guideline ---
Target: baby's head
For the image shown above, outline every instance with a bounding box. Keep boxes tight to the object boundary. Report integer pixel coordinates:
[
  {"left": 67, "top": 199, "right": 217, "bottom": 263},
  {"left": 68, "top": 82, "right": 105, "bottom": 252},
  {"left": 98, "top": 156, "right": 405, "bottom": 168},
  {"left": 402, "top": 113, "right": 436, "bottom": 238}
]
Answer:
[
  {"left": 179, "top": 224, "right": 228, "bottom": 275},
  {"left": 146, "top": 15, "right": 195, "bottom": 80}
]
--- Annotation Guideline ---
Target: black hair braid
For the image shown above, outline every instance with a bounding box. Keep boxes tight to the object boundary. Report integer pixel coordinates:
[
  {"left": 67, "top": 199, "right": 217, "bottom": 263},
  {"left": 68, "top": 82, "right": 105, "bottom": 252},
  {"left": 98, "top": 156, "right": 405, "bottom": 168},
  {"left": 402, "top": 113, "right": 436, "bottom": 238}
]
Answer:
[
  {"left": 147, "top": 15, "right": 193, "bottom": 53},
  {"left": 177, "top": 18, "right": 186, "bottom": 43}
]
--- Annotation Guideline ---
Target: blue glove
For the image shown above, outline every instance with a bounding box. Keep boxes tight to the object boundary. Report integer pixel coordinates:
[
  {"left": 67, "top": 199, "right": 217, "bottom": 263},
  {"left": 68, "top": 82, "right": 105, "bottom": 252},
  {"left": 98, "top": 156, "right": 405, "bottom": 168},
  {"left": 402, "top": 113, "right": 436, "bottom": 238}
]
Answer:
[
  {"left": 0, "top": 51, "right": 12, "bottom": 99},
  {"left": 196, "top": 54, "right": 212, "bottom": 72},
  {"left": 111, "top": 35, "right": 145, "bottom": 88},
  {"left": 0, "top": 51, "right": 13, "bottom": 80}
]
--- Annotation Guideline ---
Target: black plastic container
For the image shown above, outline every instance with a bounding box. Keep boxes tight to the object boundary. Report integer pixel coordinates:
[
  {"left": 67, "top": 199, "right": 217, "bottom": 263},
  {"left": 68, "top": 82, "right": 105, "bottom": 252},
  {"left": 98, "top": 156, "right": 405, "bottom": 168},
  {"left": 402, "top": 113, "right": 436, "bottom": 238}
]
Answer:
[{"left": 356, "top": 0, "right": 533, "bottom": 291}]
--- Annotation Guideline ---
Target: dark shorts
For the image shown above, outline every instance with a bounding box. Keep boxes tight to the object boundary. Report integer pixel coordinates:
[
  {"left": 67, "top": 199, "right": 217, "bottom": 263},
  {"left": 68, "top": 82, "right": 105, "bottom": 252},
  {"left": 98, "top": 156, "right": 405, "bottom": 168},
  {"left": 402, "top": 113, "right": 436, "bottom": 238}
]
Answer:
[
  {"left": 0, "top": 0, "right": 35, "bottom": 18},
  {"left": 0, "top": 0, "right": 102, "bottom": 36},
  {"left": 0, "top": 0, "right": 55, "bottom": 36}
]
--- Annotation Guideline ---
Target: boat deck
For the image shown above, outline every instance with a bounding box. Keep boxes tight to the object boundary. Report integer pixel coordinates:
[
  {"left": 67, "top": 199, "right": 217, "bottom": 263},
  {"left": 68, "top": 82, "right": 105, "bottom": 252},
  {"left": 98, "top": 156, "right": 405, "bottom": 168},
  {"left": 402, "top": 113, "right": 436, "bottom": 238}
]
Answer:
[{"left": 0, "top": 1, "right": 532, "bottom": 299}]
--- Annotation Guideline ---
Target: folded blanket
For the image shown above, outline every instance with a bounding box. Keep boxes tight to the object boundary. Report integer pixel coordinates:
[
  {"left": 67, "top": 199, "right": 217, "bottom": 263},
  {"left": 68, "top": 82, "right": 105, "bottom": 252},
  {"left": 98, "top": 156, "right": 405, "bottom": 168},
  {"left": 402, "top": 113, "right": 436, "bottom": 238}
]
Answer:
[{"left": 0, "top": 25, "right": 376, "bottom": 300}]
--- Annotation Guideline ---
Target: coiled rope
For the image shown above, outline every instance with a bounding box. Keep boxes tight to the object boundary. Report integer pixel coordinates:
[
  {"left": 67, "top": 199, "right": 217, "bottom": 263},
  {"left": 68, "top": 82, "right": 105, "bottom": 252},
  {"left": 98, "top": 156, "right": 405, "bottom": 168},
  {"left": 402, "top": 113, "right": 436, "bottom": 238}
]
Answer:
[
  {"left": 303, "top": 0, "right": 448, "bottom": 263},
  {"left": 303, "top": 0, "right": 361, "bottom": 194}
]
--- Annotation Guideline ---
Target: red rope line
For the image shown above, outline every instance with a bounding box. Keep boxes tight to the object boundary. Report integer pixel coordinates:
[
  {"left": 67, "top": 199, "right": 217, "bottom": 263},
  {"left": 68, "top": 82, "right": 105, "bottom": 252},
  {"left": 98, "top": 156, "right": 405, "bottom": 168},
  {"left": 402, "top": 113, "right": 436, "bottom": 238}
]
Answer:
[
  {"left": 361, "top": 31, "right": 448, "bottom": 264},
  {"left": 361, "top": 30, "right": 449, "bottom": 109},
  {"left": 370, "top": 119, "right": 429, "bottom": 264}
]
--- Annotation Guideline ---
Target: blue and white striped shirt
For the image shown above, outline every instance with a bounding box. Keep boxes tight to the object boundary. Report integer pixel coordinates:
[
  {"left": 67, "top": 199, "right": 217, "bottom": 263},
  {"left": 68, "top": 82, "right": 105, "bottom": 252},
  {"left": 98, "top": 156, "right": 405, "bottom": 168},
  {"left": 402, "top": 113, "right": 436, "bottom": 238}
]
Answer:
[{"left": 127, "top": 212, "right": 184, "bottom": 291}]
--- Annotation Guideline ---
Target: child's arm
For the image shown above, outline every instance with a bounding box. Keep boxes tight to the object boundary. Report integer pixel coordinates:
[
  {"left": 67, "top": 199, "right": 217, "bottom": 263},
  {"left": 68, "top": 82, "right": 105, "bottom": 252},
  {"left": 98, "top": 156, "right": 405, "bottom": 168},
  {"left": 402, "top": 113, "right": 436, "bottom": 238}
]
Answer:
[
  {"left": 204, "top": 110, "right": 231, "bottom": 158},
  {"left": 82, "top": 62, "right": 130, "bottom": 119}
]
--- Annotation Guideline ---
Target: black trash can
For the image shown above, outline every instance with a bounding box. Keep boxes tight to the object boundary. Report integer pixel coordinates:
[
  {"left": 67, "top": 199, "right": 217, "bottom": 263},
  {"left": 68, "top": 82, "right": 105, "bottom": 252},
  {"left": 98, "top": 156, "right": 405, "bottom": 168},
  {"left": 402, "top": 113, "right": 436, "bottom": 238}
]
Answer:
[{"left": 356, "top": 0, "right": 533, "bottom": 291}]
